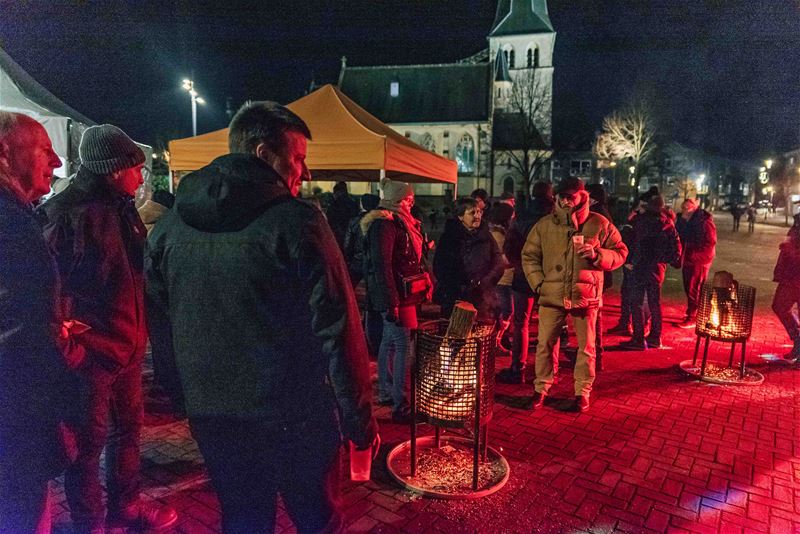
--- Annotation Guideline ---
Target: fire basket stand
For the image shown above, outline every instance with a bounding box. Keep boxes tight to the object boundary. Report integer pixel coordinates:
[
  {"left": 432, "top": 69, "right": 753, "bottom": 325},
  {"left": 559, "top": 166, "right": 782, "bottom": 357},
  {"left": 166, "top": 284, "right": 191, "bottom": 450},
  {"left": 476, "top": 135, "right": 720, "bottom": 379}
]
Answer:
[
  {"left": 680, "top": 271, "right": 762, "bottom": 385},
  {"left": 386, "top": 319, "right": 510, "bottom": 498}
]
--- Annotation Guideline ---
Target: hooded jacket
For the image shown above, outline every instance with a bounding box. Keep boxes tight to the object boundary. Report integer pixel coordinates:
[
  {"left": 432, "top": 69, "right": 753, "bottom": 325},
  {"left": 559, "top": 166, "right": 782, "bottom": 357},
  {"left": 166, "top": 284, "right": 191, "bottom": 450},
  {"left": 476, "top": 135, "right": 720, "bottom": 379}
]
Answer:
[
  {"left": 39, "top": 167, "right": 148, "bottom": 371},
  {"left": 433, "top": 218, "right": 505, "bottom": 315},
  {"left": 773, "top": 226, "right": 800, "bottom": 284},
  {"left": 522, "top": 193, "right": 628, "bottom": 309},
  {"left": 361, "top": 209, "right": 427, "bottom": 311},
  {"left": 628, "top": 209, "right": 682, "bottom": 284},
  {"left": 145, "top": 154, "right": 376, "bottom": 447},
  {"left": 675, "top": 208, "right": 716, "bottom": 265}
]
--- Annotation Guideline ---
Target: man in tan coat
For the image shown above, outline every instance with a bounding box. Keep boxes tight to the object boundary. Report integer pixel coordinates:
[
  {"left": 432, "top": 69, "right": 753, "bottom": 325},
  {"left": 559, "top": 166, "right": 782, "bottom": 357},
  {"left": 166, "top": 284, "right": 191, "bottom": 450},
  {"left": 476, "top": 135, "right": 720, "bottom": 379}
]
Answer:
[{"left": 522, "top": 178, "right": 627, "bottom": 412}]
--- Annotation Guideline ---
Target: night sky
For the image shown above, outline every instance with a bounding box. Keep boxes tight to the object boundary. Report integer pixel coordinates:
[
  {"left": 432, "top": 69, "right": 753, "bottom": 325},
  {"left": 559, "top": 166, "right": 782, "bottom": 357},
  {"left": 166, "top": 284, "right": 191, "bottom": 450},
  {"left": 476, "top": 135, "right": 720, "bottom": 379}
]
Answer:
[{"left": 1, "top": 0, "right": 798, "bottom": 159}]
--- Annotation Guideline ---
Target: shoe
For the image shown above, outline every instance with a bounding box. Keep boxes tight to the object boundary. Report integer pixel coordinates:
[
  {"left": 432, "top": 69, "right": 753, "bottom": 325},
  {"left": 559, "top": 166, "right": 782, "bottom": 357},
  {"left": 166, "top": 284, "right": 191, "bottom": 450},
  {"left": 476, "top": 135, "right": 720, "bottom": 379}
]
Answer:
[
  {"left": 645, "top": 337, "right": 661, "bottom": 349},
  {"left": 531, "top": 391, "right": 546, "bottom": 410},
  {"left": 676, "top": 317, "right": 695, "bottom": 329},
  {"left": 497, "top": 366, "right": 522, "bottom": 384},
  {"left": 619, "top": 338, "right": 646, "bottom": 351},
  {"left": 107, "top": 502, "right": 178, "bottom": 530},
  {"left": 576, "top": 395, "right": 590, "bottom": 413},
  {"left": 783, "top": 352, "right": 798, "bottom": 364},
  {"left": 607, "top": 323, "right": 632, "bottom": 335}
]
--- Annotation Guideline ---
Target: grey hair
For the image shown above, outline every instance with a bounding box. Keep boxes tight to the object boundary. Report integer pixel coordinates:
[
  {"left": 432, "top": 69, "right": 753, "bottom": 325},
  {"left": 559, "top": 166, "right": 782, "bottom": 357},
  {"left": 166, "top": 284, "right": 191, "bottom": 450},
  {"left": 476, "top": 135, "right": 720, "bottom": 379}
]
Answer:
[{"left": 0, "top": 111, "right": 20, "bottom": 140}]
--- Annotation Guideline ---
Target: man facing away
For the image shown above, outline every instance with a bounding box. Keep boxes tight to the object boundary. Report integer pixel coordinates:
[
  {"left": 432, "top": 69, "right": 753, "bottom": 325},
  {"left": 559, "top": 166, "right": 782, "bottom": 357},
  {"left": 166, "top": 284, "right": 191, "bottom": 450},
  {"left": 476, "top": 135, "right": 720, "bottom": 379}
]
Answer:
[
  {"left": 675, "top": 198, "right": 717, "bottom": 328},
  {"left": 522, "top": 178, "right": 627, "bottom": 412},
  {"left": 39, "top": 124, "right": 177, "bottom": 534},
  {"left": 145, "top": 102, "right": 378, "bottom": 534},
  {"left": 0, "top": 112, "right": 73, "bottom": 534}
]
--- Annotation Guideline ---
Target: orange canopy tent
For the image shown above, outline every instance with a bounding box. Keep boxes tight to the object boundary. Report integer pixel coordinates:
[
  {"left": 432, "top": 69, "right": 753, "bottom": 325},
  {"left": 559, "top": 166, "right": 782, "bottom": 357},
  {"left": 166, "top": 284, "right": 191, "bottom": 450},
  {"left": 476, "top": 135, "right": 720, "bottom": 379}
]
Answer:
[{"left": 168, "top": 84, "right": 457, "bottom": 188}]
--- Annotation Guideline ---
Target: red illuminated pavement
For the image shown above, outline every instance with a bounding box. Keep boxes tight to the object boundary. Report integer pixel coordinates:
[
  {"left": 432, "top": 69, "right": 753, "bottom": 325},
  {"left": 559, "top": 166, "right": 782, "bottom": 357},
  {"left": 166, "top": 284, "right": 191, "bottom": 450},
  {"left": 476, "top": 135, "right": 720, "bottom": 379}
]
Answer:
[{"left": 49, "top": 217, "right": 800, "bottom": 534}]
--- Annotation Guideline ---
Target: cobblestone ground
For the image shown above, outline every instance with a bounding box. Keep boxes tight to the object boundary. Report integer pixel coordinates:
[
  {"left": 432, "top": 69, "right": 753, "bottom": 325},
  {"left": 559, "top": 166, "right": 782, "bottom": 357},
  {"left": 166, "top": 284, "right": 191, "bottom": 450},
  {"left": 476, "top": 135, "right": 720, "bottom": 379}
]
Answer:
[{"left": 50, "top": 217, "right": 800, "bottom": 534}]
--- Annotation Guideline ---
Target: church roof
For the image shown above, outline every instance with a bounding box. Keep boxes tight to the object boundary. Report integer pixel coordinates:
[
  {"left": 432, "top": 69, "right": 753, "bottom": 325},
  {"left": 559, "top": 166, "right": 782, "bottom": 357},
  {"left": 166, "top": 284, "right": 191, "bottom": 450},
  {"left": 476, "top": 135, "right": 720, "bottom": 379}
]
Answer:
[
  {"left": 490, "top": 0, "right": 554, "bottom": 37},
  {"left": 339, "top": 63, "right": 491, "bottom": 124}
]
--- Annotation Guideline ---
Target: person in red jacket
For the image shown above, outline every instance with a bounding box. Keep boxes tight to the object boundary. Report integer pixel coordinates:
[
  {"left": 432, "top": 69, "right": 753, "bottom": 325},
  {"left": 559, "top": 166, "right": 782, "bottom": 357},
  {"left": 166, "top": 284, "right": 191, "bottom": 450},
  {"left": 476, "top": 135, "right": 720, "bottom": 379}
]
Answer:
[
  {"left": 39, "top": 125, "right": 177, "bottom": 534},
  {"left": 675, "top": 198, "right": 717, "bottom": 328},
  {"left": 772, "top": 214, "right": 800, "bottom": 362}
]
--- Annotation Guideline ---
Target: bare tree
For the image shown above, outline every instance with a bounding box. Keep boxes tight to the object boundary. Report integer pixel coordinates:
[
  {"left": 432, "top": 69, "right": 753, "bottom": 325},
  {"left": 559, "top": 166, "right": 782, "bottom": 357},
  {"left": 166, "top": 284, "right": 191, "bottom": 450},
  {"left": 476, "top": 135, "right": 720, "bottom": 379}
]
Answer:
[
  {"left": 497, "top": 68, "right": 553, "bottom": 201},
  {"left": 594, "top": 101, "right": 657, "bottom": 194}
]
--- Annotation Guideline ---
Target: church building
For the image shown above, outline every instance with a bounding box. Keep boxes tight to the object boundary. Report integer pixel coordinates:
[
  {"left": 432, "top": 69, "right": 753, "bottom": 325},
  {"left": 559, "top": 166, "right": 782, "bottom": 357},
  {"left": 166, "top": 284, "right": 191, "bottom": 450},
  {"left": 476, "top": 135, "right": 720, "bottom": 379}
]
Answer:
[{"left": 338, "top": 0, "right": 556, "bottom": 197}]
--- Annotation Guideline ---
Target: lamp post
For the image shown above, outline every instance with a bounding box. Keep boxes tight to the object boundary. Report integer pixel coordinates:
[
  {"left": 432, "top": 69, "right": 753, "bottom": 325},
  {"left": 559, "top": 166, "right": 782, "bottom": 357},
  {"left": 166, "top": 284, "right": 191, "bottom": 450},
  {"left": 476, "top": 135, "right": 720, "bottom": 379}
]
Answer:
[{"left": 182, "top": 79, "right": 206, "bottom": 137}]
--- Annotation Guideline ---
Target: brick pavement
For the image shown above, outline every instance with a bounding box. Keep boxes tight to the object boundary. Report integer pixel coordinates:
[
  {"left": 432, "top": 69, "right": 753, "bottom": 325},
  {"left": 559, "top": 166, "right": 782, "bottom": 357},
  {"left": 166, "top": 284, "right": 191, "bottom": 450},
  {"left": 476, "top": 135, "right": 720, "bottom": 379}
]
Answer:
[{"left": 50, "top": 217, "right": 800, "bottom": 534}]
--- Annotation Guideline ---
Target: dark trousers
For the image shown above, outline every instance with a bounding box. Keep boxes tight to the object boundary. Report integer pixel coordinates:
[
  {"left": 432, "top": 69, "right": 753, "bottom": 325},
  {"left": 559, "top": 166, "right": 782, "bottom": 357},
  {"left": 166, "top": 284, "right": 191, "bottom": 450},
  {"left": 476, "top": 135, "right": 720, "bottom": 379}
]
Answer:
[
  {"left": 595, "top": 307, "right": 604, "bottom": 370},
  {"left": 65, "top": 361, "right": 143, "bottom": 529},
  {"left": 189, "top": 415, "right": 342, "bottom": 534},
  {"left": 617, "top": 268, "right": 634, "bottom": 327},
  {"left": 631, "top": 278, "right": 663, "bottom": 342},
  {"left": 364, "top": 304, "right": 384, "bottom": 359},
  {"left": 772, "top": 282, "right": 800, "bottom": 341},
  {"left": 732, "top": 216, "right": 741, "bottom": 232},
  {"left": 0, "top": 429, "right": 55, "bottom": 534},
  {"left": 511, "top": 290, "right": 534, "bottom": 370},
  {"left": 682, "top": 262, "right": 711, "bottom": 319}
]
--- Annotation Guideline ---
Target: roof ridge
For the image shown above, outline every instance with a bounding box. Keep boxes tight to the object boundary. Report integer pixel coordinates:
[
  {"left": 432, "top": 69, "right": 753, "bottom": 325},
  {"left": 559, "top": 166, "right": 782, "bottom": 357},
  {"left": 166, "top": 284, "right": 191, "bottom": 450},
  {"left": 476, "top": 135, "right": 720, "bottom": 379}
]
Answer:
[{"left": 344, "top": 62, "right": 487, "bottom": 71}]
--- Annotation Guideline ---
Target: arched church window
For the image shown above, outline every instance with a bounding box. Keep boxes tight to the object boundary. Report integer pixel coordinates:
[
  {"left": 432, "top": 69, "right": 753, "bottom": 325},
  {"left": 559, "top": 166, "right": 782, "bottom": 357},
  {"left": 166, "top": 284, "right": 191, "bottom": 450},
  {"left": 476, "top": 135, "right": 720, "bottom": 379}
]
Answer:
[
  {"left": 527, "top": 48, "right": 533, "bottom": 67},
  {"left": 527, "top": 47, "right": 540, "bottom": 67},
  {"left": 509, "top": 49, "right": 515, "bottom": 69},
  {"left": 420, "top": 133, "right": 436, "bottom": 153},
  {"left": 534, "top": 48, "right": 539, "bottom": 67},
  {"left": 456, "top": 134, "right": 475, "bottom": 174}
]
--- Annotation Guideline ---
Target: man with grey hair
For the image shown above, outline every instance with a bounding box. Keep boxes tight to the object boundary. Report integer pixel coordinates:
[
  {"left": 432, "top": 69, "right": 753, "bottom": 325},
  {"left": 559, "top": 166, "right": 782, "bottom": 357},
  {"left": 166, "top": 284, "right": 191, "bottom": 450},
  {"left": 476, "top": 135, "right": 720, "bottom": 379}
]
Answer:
[
  {"left": 146, "top": 101, "right": 378, "bottom": 533},
  {"left": 0, "top": 111, "right": 70, "bottom": 533}
]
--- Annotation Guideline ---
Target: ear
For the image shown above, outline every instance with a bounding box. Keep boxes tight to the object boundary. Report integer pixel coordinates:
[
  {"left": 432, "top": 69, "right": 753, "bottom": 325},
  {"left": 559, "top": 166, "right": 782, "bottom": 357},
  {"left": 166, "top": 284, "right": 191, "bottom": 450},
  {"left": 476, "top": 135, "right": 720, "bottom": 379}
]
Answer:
[
  {"left": 255, "top": 142, "right": 276, "bottom": 166},
  {"left": 0, "top": 139, "right": 10, "bottom": 175}
]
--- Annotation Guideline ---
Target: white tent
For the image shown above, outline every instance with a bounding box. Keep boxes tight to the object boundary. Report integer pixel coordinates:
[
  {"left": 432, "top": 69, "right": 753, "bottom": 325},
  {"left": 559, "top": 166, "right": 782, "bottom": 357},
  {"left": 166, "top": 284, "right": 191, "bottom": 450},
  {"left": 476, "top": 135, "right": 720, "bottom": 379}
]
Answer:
[{"left": 0, "top": 46, "right": 151, "bottom": 181}]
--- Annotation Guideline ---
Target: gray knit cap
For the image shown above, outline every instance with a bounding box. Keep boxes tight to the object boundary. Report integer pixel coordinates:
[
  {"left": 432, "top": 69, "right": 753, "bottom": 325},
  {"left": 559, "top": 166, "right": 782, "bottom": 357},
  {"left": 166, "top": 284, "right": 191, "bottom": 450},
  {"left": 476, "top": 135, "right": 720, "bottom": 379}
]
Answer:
[{"left": 79, "top": 124, "right": 145, "bottom": 175}]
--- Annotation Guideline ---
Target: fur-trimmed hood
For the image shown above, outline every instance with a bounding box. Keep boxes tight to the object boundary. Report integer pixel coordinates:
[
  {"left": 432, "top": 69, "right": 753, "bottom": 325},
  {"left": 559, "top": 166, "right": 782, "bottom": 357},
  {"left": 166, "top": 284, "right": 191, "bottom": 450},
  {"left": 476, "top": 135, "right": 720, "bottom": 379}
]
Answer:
[{"left": 360, "top": 208, "right": 393, "bottom": 236}]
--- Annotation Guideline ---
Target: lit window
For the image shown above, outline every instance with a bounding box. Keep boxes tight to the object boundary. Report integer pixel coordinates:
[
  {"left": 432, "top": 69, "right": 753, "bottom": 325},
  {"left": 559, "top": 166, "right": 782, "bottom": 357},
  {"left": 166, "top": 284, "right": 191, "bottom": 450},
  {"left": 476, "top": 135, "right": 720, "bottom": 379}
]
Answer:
[
  {"left": 390, "top": 82, "right": 399, "bottom": 97},
  {"left": 456, "top": 134, "right": 475, "bottom": 174}
]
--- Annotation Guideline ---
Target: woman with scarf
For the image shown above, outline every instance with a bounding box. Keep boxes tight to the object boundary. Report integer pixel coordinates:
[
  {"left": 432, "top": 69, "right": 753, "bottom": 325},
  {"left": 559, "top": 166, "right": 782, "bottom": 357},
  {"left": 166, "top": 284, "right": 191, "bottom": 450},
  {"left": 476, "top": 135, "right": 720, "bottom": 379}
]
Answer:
[{"left": 362, "top": 178, "right": 430, "bottom": 423}]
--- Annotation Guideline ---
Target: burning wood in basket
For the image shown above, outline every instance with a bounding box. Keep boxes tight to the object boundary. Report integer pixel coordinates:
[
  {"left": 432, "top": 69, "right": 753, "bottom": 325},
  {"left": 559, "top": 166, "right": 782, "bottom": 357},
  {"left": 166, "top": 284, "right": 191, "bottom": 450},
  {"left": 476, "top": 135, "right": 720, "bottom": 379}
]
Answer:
[{"left": 445, "top": 301, "right": 478, "bottom": 340}]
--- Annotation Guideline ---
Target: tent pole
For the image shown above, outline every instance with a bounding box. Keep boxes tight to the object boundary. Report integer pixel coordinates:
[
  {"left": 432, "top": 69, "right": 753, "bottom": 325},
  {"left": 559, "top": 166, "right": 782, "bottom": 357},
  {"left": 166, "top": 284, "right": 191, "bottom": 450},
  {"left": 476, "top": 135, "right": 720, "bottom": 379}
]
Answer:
[
  {"left": 169, "top": 171, "right": 175, "bottom": 194},
  {"left": 453, "top": 180, "right": 458, "bottom": 203}
]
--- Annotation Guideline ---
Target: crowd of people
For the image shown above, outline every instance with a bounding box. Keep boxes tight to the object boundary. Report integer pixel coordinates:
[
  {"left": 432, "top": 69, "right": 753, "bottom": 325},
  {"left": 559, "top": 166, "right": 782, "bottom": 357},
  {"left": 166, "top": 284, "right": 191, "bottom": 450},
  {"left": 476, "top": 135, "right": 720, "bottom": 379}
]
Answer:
[{"left": 1, "top": 103, "right": 798, "bottom": 534}]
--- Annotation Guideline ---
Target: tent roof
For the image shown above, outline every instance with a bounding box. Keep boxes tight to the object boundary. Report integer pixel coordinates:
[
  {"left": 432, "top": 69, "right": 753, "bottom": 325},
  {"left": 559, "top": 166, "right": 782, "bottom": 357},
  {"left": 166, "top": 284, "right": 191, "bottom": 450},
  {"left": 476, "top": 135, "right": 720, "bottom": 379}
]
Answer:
[
  {"left": 0, "top": 46, "right": 94, "bottom": 124},
  {"left": 169, "top": 84, "right": 457, "bottom": 185}
]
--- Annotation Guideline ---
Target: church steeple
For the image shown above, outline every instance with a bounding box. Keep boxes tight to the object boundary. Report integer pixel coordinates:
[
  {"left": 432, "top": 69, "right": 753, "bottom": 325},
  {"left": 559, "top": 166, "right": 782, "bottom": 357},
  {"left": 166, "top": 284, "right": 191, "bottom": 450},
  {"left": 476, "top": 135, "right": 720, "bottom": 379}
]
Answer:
[{"left": 490, "top": 0, "right": 553, "bottom": 37}]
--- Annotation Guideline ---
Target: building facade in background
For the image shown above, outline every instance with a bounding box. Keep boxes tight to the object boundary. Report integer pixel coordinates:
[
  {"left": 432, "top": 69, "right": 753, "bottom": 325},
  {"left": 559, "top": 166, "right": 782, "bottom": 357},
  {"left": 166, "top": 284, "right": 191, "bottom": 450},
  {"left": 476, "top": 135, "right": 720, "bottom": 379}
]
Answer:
[{"left": 338, "top": 0, "right": 555, "bottom": 198}]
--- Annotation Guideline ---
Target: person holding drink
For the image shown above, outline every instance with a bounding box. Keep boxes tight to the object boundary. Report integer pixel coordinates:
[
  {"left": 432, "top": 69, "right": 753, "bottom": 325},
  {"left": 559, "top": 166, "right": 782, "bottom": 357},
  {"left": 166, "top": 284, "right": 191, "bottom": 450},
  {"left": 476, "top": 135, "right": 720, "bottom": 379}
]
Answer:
[{"left": 521, "top": 178, "right": 627, "bottom": 412}]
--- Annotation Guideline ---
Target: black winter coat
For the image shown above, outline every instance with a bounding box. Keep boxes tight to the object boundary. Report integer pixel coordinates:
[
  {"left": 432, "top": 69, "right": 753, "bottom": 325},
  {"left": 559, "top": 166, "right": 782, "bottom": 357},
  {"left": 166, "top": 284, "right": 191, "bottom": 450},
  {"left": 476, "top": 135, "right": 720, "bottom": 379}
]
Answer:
[
  {"left": 433, "top": 218, "right": 505, "bottom": 316},
  {"left": 629, "top": 210, "right": 682, "bottom": 284},
  {"left": 0, "top": 189, "right": 75, "bottom": 476},
  {"left": 327, "top": 194, "right": 360, "bottom": 251},
  {"left": 362, "top": 210, "right": 427, "bottom": 312},
  {"left": 506, "top": 197, "right": 554, "bottom": 294},
  {"left": 39, "top": 168, "right": 148, "bottom": 371},
  {"left": 145, "top": 154, "right": 376, "bottom": 447},
  {"left": 343, "top": 210, "right": 368, "bottom": 279}
]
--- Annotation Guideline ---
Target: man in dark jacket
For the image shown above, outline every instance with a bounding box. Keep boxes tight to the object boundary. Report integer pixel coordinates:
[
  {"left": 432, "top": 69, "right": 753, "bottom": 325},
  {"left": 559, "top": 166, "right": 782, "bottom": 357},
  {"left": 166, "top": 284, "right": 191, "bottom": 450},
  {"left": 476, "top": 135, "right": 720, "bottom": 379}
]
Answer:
[
  {"left": 362, "top": 179, "right": 429, "bottom": 422},
  {"left": 326, "top": 180, "right": 360, "bottom": 251},
  {"left": 621, "top": 195, "right": 682, "bottom": 350},
  {"left": 0, "top": 112, "right": 73, "bottom": 534},
  {"left": 39, "top": 124, "right": 177, "bottom": 533},
  {"left": 497, "top": 181, "right": 554, "bottom": 383},
  {"left": 772, "top": 214, "right": 800, "bottom": 362},
  {"left": 343, "top": 192, "right": 380, "bottom": 286},
  {"left": 145, "top": 102, "right": 378, "bottom": 534},
  {"left": 675, "top": 198, "right": 717, "bottom": 328}
]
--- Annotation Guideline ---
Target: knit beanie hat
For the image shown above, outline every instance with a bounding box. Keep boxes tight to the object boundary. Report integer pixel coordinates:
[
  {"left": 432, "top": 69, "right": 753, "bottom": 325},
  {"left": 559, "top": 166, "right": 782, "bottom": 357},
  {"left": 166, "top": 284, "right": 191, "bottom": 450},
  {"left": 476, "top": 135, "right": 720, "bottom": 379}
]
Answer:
[
  {"left": 79, "top": 124, "right": 145, "bottom": 175},
  {"left": 379, "top": 178, "right": 413, "bottom": 207}
]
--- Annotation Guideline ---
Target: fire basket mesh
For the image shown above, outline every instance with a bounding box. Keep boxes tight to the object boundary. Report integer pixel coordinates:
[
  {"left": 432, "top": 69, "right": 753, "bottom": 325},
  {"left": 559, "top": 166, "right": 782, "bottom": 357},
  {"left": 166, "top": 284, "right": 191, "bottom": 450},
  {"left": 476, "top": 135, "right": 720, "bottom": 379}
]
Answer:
[
  {"left": 415, "top": 320, "right": 495, "bottom": 426},
  {"left": 695, "top": 282, "right": 756, "bottom": 341}
]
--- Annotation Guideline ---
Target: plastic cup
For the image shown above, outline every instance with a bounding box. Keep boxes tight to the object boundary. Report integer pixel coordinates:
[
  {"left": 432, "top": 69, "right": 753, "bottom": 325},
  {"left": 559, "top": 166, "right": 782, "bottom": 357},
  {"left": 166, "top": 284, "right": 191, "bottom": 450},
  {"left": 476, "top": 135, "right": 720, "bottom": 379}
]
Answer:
[
  {"left": 572, "top": 235, "right": 584, "bottom": 248},
  {"left": 349, "top": 441, "right": 372, "bottom": 481}
]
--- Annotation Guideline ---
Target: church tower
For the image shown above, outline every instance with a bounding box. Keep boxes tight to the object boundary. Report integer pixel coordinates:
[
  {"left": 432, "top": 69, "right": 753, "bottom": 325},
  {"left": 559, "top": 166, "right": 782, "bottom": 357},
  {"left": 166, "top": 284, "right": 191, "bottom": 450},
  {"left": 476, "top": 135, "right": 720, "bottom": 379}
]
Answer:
[{"left": 488, "top": 0, "right": 555, "bottom": 142}]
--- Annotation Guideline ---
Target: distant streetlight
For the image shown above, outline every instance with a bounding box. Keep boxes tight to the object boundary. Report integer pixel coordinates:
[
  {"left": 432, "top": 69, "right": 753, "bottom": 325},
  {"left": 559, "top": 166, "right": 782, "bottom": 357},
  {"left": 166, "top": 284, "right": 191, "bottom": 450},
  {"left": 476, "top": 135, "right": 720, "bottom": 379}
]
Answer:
[
  {"left": 182, "top": 79, "right": 205, "bottom": 136},
  {"left": 765, "top": 159, "right": 773, "bottom": 170}
]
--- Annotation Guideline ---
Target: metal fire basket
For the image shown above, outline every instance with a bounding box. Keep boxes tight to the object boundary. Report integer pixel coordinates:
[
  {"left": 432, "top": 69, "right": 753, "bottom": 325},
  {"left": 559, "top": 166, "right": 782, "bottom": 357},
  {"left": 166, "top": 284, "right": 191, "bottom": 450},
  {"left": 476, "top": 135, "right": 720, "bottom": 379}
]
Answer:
[
  {"left": 410, "top": 320, "right": 496, "bottom": 490},
  {"left": 692, "top": 280, "right": 756, "bottom": 379}
]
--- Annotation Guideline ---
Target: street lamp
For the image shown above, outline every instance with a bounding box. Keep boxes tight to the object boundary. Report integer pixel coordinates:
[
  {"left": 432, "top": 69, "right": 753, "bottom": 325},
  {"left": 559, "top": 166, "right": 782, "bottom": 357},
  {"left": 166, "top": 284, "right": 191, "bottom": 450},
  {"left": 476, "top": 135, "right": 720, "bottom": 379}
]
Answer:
[{"left": 182, "top": 79, "right": 206, "bottom": 136}]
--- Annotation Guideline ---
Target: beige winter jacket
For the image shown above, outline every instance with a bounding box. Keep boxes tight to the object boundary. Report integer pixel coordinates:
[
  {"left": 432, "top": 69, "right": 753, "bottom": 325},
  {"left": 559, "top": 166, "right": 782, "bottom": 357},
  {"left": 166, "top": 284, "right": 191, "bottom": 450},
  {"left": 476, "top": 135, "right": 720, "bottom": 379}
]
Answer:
[
  {"left": 137, "top": 199, "right": 167, "bottom": 236},
  {"left": 522, "top": 193, "right": 627, "bottom": 309}
]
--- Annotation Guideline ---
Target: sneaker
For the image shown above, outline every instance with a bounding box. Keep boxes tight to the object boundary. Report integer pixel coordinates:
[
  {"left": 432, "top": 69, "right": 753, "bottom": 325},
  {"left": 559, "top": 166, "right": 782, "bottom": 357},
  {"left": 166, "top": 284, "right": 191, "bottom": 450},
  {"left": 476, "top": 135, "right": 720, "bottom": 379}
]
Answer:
[
  {"left": 575, "top": 394, "right": 590, "bottom": 413},
  {"left": 676, "top": 317, "right": 695, "bottom": 329},
  {"left": 619, "top": 338, "right": 646, "bottom": 351},
  {"left": 497, "top": 366, "right": 523, "bottom": 384},
  {"left": 645, "top": 337, "right": 662, "bottom": 349},
  {"left": 531, "top": 391, "right": 546, "bottom": 410},
  {"left": 607, "top": 323, "right": 632, "bottom": 335},
  {"left": 107, "top": 502, "right": 178, "bottom": 531}
]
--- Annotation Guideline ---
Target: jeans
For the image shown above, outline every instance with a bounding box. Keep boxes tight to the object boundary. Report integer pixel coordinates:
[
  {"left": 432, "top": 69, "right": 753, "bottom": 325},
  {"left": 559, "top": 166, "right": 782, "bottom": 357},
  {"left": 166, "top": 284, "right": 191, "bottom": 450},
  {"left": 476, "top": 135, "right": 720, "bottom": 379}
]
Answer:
[
  {"left": 190, "top": 415, "right": 341, "bottom": 534},
  {"left": 511, "top": 290, "right": 534, "bottom": 370},
  {"left": 682, "top": 262, "right": 711, "bottom": 319},
  {"left": 631, "top": 278, "right": 663, "bottom": 341},
  {"left": 378, "top": 313, "right": 411, "bottom": 412},
  {"left": 64, "top": 361, "right": 143, "bottom": 529}
]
